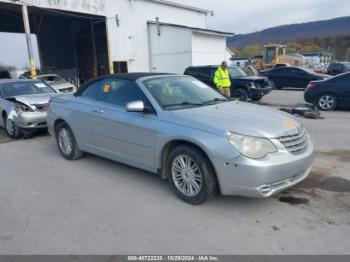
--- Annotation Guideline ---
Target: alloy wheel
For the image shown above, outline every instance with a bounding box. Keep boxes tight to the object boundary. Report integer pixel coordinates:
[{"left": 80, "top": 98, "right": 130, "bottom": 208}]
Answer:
[
  {"left": 58, "top": 128, "right": 73, "bottom": 156},
  {"left": 319, "top": 95, "right": 335, "bottom": 110},
  {"left": 171, "top": 154, "right": 202, "bottom": 197},
  {"left": 6, "top": 119, "right": 15, "bottom": 136}
]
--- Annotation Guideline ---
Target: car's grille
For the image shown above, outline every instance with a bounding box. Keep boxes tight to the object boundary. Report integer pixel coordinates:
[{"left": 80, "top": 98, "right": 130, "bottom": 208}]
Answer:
[
  {"left": 33, "top": 103, "right": 48, "bottom": 112},
  {"left": 278, "top": 128, "right": 309, "bottom": 154},
  {"left": 256, "top": 80, "right": 269, "bottom": 89}
]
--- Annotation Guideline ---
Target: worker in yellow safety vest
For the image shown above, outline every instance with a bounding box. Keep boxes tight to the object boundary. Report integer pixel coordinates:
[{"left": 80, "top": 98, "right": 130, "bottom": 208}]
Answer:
[{"left": 214, "top": 61, "right": 231, "bottom": 98}]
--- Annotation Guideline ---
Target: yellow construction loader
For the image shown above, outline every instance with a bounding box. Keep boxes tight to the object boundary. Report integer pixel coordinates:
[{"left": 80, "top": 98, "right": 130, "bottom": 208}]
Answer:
[{"left": 245, "top": 44, "right": 306, "bottom": 75}]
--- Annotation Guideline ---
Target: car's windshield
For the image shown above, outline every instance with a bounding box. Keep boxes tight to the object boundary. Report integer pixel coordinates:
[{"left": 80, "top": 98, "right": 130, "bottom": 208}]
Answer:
[
  {"left": 228, "top": 67, "right": 247, "bottom": 77},
  {"left": 0, "top": 81, "right": 56, "bottom": 98},
  {"left": 143, "top": 76, "right": 228, "bottom": 110},
  {"left": 37, "top": 75, "right": 66, "bottom": 85}
]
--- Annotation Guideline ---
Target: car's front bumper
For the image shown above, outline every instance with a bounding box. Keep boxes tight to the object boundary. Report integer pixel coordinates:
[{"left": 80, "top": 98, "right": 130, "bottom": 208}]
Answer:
[
  {"left": 251, "top": 87, "right": 272, "bottom": 98},
  {"left": 13, "top": 111, "right": 48, "bottom": 129},
  {"left": 304, "top": 90, "right": 317, "bottom": 104},
  {"left": 211, "top": 138, "right": 314, "bottom": 197}
]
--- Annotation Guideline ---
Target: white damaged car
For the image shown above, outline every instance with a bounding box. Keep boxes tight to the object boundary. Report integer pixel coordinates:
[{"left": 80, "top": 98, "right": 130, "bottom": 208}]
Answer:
[
  {"left": 0, "top": 79, "right": 58, "bottom": 138},
  {"left": 37, "top": 74, "right": 77, "bottom": 93}
]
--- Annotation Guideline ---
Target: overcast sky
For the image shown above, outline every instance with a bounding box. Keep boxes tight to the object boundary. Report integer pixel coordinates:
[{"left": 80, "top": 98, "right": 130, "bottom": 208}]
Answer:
[{"left": 172, "top": 0, "right": 350, "bottom": 34}]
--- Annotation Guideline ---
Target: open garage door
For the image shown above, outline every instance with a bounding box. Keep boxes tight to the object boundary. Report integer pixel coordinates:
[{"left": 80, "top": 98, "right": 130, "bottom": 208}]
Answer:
[{"left": 0, "top": 2, "right": 109, "bottom": 85}]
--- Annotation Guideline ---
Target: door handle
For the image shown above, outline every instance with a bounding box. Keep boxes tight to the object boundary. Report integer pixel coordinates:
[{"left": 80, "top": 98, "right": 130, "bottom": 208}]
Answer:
[{"left": 92, "top": 109, "right": 104, "bottom": 114}]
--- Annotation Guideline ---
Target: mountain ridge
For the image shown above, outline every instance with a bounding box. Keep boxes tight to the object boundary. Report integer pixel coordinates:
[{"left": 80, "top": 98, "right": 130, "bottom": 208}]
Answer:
[{"left": 227, "top": 16, "right": 350, "bottom": 48}]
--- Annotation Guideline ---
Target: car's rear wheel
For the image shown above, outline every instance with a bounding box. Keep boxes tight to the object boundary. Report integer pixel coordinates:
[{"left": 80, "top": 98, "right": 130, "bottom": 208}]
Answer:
[
  {"left": 317, "top": 94, "right": 337, "bottom": 111},
  {"left": 167, "top": 145, "right": 217, "bottom": 205},
  {"left": 56, "top": 122, "right": 83, "bottom": 160},
  {"left": 4, "top": 115, "right": 22, "bottom": 139},
  {"left": 233, "top": 88, "right": 249, "bottom": 101},
  {"left": 270, "top": 80, "right": 282, "bottom": 89}
]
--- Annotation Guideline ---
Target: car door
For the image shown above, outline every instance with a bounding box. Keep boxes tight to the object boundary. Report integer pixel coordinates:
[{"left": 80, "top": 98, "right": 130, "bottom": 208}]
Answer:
[
  {"left": 293, "top": 68, "right": 312, "bottom": 88},
  {"left": 90, "top": 77, "right": 158, "bottom": 171},
  {"left": 70, "top": 79, "right": 105, "bottom": 151},
  {"left": 272, "top": 68, "right": 288, "bottom": 87}
]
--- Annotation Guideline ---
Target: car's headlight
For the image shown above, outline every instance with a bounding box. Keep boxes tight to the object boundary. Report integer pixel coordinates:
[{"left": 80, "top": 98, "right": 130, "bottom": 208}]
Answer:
[
  {"left": 226, "top": 132, "right": 277, "bottom": 159},
  {"left": 13, "top": 104, "right": 33, "bottom": 114}
]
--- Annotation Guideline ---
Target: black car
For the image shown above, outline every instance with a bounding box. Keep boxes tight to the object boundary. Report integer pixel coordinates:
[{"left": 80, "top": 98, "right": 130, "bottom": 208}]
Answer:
[
  {"left": 327, "top": 62, "right": 350, "bottom": 76},
  {"left": 184, "top": 65, "right": 272, "bottom": 101},
  {"left": 304, "top": 72, "right": 350, "bottom": 111},
  {"left": 0, "top": 67, "right": 11, "bottom": 79},
  {"left": 260, "top": 66, "right": 330, "bottom": 89}
]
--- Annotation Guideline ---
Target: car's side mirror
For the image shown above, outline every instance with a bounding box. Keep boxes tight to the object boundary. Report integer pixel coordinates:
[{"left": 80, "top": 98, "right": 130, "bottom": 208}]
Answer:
[{"left": 125, "top": 100, "right": 145, "bottom": 112}]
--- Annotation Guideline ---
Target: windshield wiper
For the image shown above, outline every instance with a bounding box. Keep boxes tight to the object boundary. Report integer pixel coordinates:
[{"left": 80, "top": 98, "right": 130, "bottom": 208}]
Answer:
[
  {"left": 163, "top": 101, "right": 204, "bottom": 108},
  {"left": 202, "top": 98, "right": 228, "bottom": 105}
]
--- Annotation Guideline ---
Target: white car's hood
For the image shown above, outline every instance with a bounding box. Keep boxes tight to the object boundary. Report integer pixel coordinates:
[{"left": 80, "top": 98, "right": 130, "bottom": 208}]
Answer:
[
  {"left": 9, "top": 93, "right": 58, "bottom": 106},
  {"left": 50, "top": 82, "right": 75, "bottom": 91}
]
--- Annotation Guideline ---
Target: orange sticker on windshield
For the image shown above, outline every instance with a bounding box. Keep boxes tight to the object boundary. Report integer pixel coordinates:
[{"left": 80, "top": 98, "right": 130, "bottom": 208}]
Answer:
[{"left": 103, "top": 84, "right": 111, "bottom": 93}]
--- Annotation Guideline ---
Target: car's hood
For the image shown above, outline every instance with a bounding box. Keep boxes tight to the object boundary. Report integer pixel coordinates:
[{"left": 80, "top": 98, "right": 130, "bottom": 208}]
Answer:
[
  {"left": 50, "top": 82, "right": 75, "bottom": 90},
  {"left": 7, "top": 93, "right": 58, "bottom": 106},
  {"left": 166, "top": 101, "right": 302, "bottom": 138}
]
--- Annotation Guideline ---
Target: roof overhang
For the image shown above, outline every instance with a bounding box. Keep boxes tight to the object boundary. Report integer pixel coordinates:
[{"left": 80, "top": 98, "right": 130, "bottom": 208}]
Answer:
[
  {"left": 147, "top": 21, "right": 234, "bottom": 37},
  {"left": 143, "top": 0, "right": 210, "bottom": 14}
]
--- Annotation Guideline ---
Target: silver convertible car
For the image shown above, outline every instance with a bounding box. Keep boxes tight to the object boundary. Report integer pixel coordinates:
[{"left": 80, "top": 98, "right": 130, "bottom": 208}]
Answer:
[
  {"left": 0, "top": 79, "right": 57, "bottom": 138},
  {"left": 47, "top": 73, "right": 314, "bottom": 204}
]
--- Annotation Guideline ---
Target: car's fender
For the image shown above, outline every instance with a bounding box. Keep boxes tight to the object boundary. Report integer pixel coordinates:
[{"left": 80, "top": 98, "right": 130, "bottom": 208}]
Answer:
[{"left": 154, "top": 120, "right": 240, "bottom": 172}]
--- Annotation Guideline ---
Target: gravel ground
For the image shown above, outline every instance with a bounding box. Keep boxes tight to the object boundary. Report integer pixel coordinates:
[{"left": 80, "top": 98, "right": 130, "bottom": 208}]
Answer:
[{"left": 0, "top": 90, "right": 349, "bottom": 255}]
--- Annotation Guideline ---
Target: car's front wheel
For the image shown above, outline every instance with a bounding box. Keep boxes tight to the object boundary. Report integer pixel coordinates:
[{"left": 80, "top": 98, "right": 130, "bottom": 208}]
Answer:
[
  {"left": 4, "top": 115, "right": 22, "bottom": 139},
  {"left": 270, "top": 80, "right": 282, "bottom": 89},
  {"left": 55, "top": 122, "right": 83, "bottom": 160},
  {"left": 317, "top": 94, "right": 337, "bottom": 111},
  {"left": 167, "top": 145, "right": 217, "bottom": 205},
  {"left": 233, "top": 88, "right": 249, "bottom": 101}
]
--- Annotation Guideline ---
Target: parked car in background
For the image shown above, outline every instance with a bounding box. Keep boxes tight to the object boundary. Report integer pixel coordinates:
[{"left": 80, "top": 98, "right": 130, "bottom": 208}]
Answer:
[
  {"left": 260, "top": 66, "right": 330, "bottom": 89},
  {"left": 274, "top": 63, "right": 291, "bottom": 68},
  {"left": 304, "top": 72, "right": 350, "bottom": 111},
  {"left": 0, "top": 67, "right": 11, "bottom": 79},
  {"left": 19, "top": 69, "right": 41, "bottom": 79},
  {"left": 48, "top": 73, "right": 314, "bottom": 204},
  {"left": 311, "top": 64, "right": 327, "bottom": 74},
  {"left": 0, "top": 79, "right": 57, "bottom": 138},
  {"left": 37, "top": 74, "right": 77, "bottom": 93},
  {"left": 184, "top": 65, "right": 272, "bottom": 101},
  {"left": 327, "top": 62, "right": 350, "bottom": 76}
]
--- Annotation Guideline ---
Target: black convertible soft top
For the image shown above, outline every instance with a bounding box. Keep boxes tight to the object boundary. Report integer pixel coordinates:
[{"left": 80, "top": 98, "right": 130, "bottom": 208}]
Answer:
[{"left": 75, "top": 72, "right": 177, "bottom": 96}]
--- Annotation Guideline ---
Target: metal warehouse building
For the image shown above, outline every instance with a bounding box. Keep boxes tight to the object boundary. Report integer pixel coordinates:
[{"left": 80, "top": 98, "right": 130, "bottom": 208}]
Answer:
[{"left": 0, "top": 0, "right": 232, "bottom": 82}]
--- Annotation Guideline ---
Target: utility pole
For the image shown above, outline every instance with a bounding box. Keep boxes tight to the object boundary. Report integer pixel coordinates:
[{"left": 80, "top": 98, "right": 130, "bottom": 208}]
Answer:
[
  {"left": 21, "top": 4, "right": 36, "bottom": 78},
  {"left": 90, "top": 20, "right": 98, "bottom": 77}
]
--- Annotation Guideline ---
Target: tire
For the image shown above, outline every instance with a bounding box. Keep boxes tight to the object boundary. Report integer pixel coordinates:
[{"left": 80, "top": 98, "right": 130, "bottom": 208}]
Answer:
[
  {"left": 270, "top": 80, "right": 282, "bottom": 89},
  {"left": 167, "top": 145, "right": 217, "bottom": 205},
  {"left": 317, "top": 94, "right": 337, "bottom": 111},
  {"left": 55, "top": 122, "right": 84, "bottom": 160},
  {"left": 233, "top": 88, "right": 249, "bottom": 101},
  {"left": 3, "top": 114, "right": 22, "bottom": 139}
]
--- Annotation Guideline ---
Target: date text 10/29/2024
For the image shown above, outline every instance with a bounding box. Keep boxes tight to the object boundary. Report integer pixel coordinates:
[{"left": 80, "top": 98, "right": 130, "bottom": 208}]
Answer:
[{"left": 128, "top": 256, "right": 220, "bottom": 261}]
